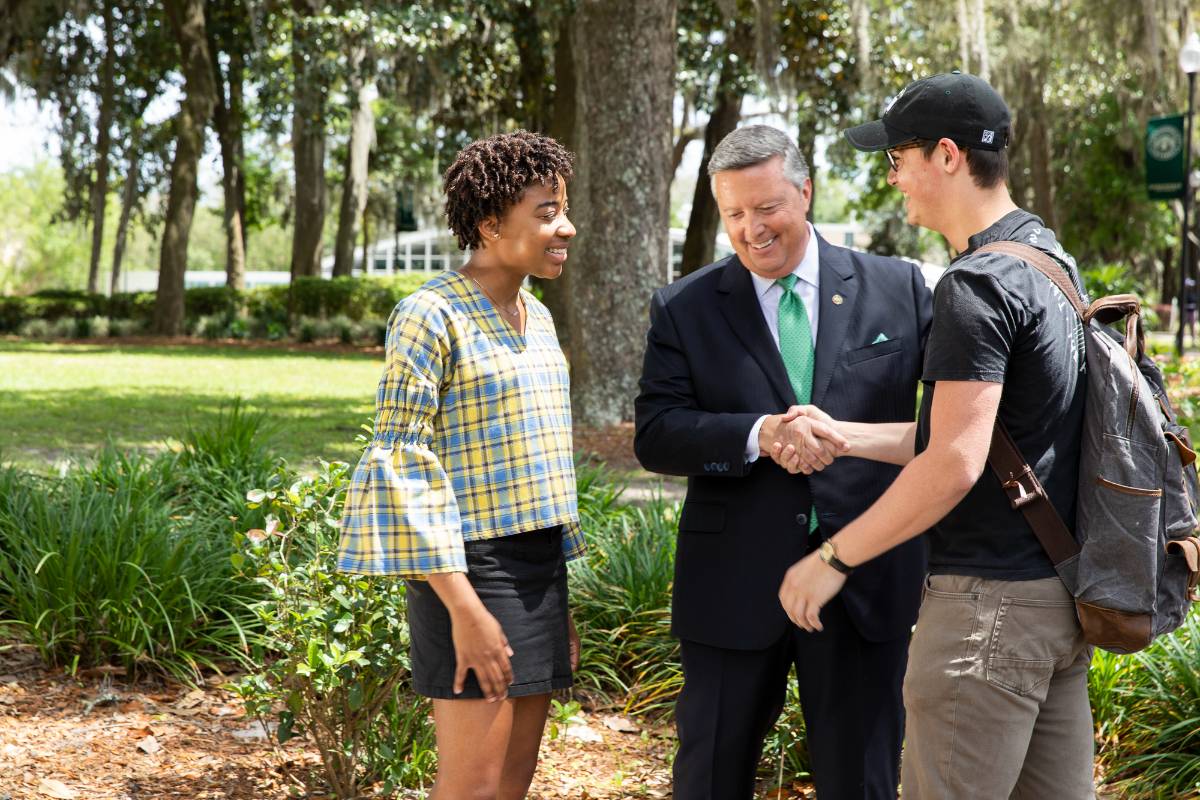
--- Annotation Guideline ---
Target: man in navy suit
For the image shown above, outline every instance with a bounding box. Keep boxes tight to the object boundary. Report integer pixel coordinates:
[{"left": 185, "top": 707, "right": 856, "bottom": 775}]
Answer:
[{"left": 634, "top": 125, "right": 933, "bottom": 799}]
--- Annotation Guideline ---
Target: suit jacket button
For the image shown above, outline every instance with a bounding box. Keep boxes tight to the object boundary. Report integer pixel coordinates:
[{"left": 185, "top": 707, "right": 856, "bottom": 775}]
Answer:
[{"left": 795, "top": 512, "right": 808, "bottom": 527}]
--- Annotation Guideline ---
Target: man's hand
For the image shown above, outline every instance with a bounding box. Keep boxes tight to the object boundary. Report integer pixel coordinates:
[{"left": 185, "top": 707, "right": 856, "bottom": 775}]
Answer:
[
  {"left": 448, "top": 603, "right": 515, "bottom": 701},
  {"left": 779, "top": 550, "right": 848, "bottom": 632},
  {"left": 769, "top": 407, "right": 848, "bottom": 474}
]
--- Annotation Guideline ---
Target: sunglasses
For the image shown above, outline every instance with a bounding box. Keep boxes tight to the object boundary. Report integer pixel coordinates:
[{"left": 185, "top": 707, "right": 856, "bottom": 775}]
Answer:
[{"left": 884, "top": 141, "right": 924, "bottom": 172}]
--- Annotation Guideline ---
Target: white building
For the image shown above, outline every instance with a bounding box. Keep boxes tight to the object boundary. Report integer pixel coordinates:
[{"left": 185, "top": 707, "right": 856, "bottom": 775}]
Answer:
[{"left": 118, "top": 221, "right": 944, "bottom": 292}]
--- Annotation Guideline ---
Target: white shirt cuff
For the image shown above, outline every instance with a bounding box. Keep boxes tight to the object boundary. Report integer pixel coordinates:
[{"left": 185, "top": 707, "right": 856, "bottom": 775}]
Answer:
[{"left": 745, "top": 415, "right": 769, "bottom": 463}]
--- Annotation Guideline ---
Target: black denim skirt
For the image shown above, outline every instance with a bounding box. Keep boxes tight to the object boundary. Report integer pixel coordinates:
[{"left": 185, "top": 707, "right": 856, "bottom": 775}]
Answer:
[{"left": 405, "top": 525, "right": 572, "bottom": 699}]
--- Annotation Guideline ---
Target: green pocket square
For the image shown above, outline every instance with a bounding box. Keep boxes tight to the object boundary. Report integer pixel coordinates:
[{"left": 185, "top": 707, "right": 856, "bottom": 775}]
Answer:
[{"left": 872, "top": 333, "right": 889, "bottom": 344}]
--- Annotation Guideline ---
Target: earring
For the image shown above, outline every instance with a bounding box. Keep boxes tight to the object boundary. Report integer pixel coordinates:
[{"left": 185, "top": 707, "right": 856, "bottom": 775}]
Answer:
[{"left": 493, "top": 233, "right": 500, "bottom": 239}]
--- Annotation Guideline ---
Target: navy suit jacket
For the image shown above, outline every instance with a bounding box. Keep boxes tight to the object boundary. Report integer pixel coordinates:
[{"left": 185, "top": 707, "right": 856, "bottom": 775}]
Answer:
[{"left": 634, "top": 234, "right": 934, "bottom": 648}]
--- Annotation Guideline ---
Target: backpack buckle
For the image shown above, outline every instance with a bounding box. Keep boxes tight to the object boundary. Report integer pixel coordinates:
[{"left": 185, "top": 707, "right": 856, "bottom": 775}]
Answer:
[{"left": 1002, "top": 467, "right": 1045, "bottom": 509}]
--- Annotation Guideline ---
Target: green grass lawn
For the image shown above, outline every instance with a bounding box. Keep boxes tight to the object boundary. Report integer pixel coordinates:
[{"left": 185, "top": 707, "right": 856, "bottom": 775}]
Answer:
[{"left": 0, "top": 340, "right": 384, "bottom": 472}]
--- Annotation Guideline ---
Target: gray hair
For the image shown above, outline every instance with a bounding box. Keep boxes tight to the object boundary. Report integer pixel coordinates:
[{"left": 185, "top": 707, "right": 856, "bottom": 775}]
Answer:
[{"left": 707, "top": 125, "right": 809, "bottom": 192}]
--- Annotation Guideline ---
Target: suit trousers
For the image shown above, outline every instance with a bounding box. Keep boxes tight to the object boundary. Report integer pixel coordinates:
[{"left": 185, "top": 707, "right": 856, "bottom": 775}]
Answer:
[
  {"left": 672, "top": 596, "right": 909, "bottom": 799},
  {"left": 900, "top": 575, "right": 1094, "bottom": 799}
]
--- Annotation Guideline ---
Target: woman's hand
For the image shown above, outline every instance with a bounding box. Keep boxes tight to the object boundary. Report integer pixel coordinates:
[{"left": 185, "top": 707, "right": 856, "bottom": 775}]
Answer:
[
  {"left": 567, "top": 610, "right": 580, "bottom": 671},
  {"left": 449, "top": 603, "right": 514, "bottom": 701}
]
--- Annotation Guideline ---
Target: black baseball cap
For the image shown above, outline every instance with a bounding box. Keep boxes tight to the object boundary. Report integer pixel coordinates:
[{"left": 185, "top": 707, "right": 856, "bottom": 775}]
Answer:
[{"left": 843, "top": 72, "right": 1011, "bottom": 152}]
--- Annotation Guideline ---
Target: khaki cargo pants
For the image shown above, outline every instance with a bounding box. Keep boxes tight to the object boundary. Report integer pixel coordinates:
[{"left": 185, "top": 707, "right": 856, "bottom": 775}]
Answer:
[{"left": 899, "top": 575, "right": 1095, "bottom": 799}]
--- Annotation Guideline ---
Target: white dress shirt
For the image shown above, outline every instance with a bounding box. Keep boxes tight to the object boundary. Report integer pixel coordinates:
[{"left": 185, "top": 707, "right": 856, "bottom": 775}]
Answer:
[{"left": 744, "top": 222, "right": 820, "bottom": 462}]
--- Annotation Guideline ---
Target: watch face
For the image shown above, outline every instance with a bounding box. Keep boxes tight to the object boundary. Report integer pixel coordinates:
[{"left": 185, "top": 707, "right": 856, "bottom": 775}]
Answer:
[{"left": 819, "top": 541, "right": 834, "bottom": 559}]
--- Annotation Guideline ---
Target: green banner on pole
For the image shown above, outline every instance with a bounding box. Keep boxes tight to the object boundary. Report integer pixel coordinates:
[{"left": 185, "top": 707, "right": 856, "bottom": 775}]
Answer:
[{"left": 1147, "top": 114, "right": 1186, "bottom": 200}]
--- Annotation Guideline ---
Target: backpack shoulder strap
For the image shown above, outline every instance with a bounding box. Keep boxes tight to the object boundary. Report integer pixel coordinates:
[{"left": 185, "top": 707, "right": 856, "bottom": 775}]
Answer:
[
  {"left": 975, "top": 241, "right": 1086, "bottom": 320},
  {"left": 973, "top": 242, "right": 1084, "bottom": 564},
  {"left": 987, "top": 420, "right": 1081, "bottom": 565}
]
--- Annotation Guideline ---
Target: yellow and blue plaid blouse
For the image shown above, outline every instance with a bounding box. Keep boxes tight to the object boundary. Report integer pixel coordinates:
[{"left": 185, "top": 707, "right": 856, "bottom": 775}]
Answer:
[{"left": 337, "top": 271, "right": 584, "bottom": 578}]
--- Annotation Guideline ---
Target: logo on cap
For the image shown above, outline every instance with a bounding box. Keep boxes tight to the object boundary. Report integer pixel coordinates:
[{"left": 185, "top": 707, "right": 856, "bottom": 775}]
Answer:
[{"left": 981, "top": 130, "right": 995, "bottom": 145}]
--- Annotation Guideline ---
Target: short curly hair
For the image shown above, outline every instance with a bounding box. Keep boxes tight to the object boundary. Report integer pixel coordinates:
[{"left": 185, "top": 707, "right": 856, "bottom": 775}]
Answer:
[{"left": 443, "top": 130, "right": 575, "bottom": 251}]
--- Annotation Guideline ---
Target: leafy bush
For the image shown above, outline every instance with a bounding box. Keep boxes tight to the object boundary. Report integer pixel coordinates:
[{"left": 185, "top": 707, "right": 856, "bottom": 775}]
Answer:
[
  {"left": 193, "top": 313, "right": 232, "bottom": 340},
  {"left": 330, "top": 314, "right": 355, "bottom": 344},
  {"left": 570, "top": 464, "right": 681, "bottom": 715},
  {"left": 4, "top": 275, "right": 424, "bottom": 342},
  {"left": 0, "top": 407, "right": 274, "bottom": 682},
  {"left": 1094, "top": 614, "right": 1200, "bottom": 798},
  {"left": 232, "top": 460, "right": 435, "bottom": 798},
  {"left": 1080, "top": 263, "right": 1144, "bottom": 301},
  {"left": 353, "top": 317, "right": 388, "bottom": 346},
  {"left": 77, "top": 315, "right": 110, "bottom": 338},
  {"left": 293, "top": 315, "right": 338, "bottom": 344},
  {"left": 109, "top": 317, "right": 145, "bottom": 338},
  {"left": 49, "top": 317, "right": 77, "bottom": 338},
  {"left": 17, "top": 318, "right": 51, "bottom": 338}
]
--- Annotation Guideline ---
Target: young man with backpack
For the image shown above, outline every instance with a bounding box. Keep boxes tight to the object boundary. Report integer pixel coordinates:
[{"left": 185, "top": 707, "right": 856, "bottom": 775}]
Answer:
[{"left": 773, "top": 72, "right": 1098, "bottom": 798}]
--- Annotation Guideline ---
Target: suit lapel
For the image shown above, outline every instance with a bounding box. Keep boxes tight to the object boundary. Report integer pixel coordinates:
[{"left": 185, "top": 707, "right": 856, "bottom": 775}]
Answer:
[
  {"left": 812, "top": 236, "right": 857, "bottom": 407},
  {"left": 717, "top": 258, "right": 795, "bottom": 407}
]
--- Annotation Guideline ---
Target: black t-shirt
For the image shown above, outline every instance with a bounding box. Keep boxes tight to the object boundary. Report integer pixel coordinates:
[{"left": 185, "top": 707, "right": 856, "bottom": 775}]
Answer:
[{"left": 916, "top": 209, "right": 1087, "bottom": 580}]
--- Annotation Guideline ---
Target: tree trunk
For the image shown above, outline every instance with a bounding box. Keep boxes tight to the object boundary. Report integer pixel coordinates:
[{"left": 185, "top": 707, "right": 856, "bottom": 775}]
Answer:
[
  {"left": 154, "top": 0, "right": 217, "bottom": 335},
  {"left": 334, "top": 44, "right": 374, "bottom": 278},
  {"left": 361, "top": 200, "right": 370, "bottom": 274},
  {"left": 956, "top": 0, "right": 971, "bottom": 72},
  {"left": 512, "top": 1, "right": 549, "bottom": 132},
  {"left": 1026, "top": 77, "right": 1058, "bottom": 231},
  {"left": 290, "top": 0, "right": 327, "bottom": 280},
  {"left": 110, "top": 137, "right": 139, "bottom": 296},
  {"left": 538, "top": 14, "right": 577, "bottom": 348},
  {"left": 568, "top": 0, "right": 676, "bottom": 426},
  {"left": 211, "top": 33, "right": 247, "bottom": 289},
  {"left": 679, "top": 52, "right": 743, "bottom": 275},
  {"left": 973, "top": 0, "right": 990, "bottom": 82},
  {"left": 88, "top": 0, "right": 116, "bottom": 295}
]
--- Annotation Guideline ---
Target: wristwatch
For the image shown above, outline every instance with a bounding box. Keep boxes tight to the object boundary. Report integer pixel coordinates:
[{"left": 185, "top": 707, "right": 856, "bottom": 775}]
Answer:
[{"left": 818, "top": 539, "right": 854, "bottom": 575}]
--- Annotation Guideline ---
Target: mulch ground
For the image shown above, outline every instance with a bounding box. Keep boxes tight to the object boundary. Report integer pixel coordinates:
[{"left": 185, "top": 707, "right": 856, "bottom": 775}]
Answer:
[{"left": 0, "top": 643, "right": 820, "bottom": 800}]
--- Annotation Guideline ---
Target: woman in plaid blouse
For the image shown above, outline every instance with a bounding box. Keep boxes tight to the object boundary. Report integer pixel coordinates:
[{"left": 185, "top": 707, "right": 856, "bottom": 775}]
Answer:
[{"left": 338, "top": 131, "right": 583, "bottom": 798}]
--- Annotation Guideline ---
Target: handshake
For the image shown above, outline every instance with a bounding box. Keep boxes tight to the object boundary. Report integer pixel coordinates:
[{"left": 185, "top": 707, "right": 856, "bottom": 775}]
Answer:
[{"left": 758, "top": 405, "right": 849, "bottom": 475}]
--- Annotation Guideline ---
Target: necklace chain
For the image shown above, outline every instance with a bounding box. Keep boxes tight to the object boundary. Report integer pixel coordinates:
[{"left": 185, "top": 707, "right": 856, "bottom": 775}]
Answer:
[{"left": 468, "top": 274, "right": 523, "bottom": 318}]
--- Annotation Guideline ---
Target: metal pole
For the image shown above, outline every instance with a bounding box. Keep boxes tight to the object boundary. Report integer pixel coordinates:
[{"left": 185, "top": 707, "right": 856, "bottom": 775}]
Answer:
[{"left": 1178, "top": 71, "right": 1196, "bottom": 357}]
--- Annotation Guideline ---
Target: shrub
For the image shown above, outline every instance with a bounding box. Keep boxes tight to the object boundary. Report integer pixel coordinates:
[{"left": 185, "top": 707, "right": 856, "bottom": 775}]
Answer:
[
  {"left": 109, "top": 318, "right": 145, "bottom": 338},
  {"left": 330, "top": 314, "right": 355, "bottom": 345},
  {"left": 569, "top": 463, "right": 681, "bottom": 715},
  {"left": 1096, "top": 614, "right": 1200, "bottom": 798},
  {"left": 293, "top": 315, "right": 337, "bottom": 344},
  {"left": 231, "top": 460, "right": 434, "bottom": 797},
  {"left": 49, "top": 317, "right": 77, "bottom": 338},
  {"left": 185, "top": 285, "right": 243, "bottom": 319},
  {"left": 1081, "top": 263, "right": 1144, "bottom": 301},
  {"left": 193, "top": 313, "right": 232, "bottom": 340},
  {"left": 105, "top": 291, "right": 156, "bottom": 325},
  {"left": 0, "top": 405, "right": 274, "bottom": 682},
  {"left": 76, "top": 315, "right": 110, "bottom": 338},
  {"left": 353, "top": 317, "right": 388, "bottom": 346},
  {"left": 17, "top": 318, "right": 51, "bottom": 338}
]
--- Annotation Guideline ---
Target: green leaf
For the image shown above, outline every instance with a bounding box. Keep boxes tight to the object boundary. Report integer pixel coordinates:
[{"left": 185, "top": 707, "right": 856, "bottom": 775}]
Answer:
[{"left": 278, "top": 710, "right": 295, "bottom": 743}]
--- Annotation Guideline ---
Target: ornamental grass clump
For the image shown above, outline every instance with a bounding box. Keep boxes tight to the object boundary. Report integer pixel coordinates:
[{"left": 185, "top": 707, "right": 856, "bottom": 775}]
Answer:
[
  {"left": 0, "top": 405, "right": 272, "bottom": 682},
  {"left": 1095, "top": 613, "right": 1200, "bottom": 798},
  {"left": 569, "top": 462, "right": 681, "bottom": 715}
]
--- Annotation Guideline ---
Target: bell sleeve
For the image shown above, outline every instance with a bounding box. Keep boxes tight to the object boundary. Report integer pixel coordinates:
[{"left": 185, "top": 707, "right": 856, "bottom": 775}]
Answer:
[{"left": 337, "top": 292, "right": 465, "bottom": 578}]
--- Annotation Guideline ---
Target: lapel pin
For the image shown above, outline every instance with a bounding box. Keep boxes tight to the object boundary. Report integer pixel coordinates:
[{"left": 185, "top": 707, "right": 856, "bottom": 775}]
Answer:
[{"left": 832, "top": 294, "right": 844, "bottom": 305}]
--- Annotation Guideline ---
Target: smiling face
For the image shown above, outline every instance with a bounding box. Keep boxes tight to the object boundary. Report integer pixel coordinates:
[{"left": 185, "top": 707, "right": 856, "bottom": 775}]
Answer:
[
  {"left": 712, "top": 156, "right": 812, "bottom": 281},
  {"left": 483, "top": 177, "right": 575, "bottom": 280},
  {"left": 886, "top": 141, "right": 942, "bottom": 230}
]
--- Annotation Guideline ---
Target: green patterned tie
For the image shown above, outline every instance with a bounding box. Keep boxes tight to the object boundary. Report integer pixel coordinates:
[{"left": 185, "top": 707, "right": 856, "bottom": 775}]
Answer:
[
  {"left": 776, "top": 274, "right": 814, "bottom": 404},
  {"left": 776, "top": 274, "right": 819, "bottom": 534}
]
